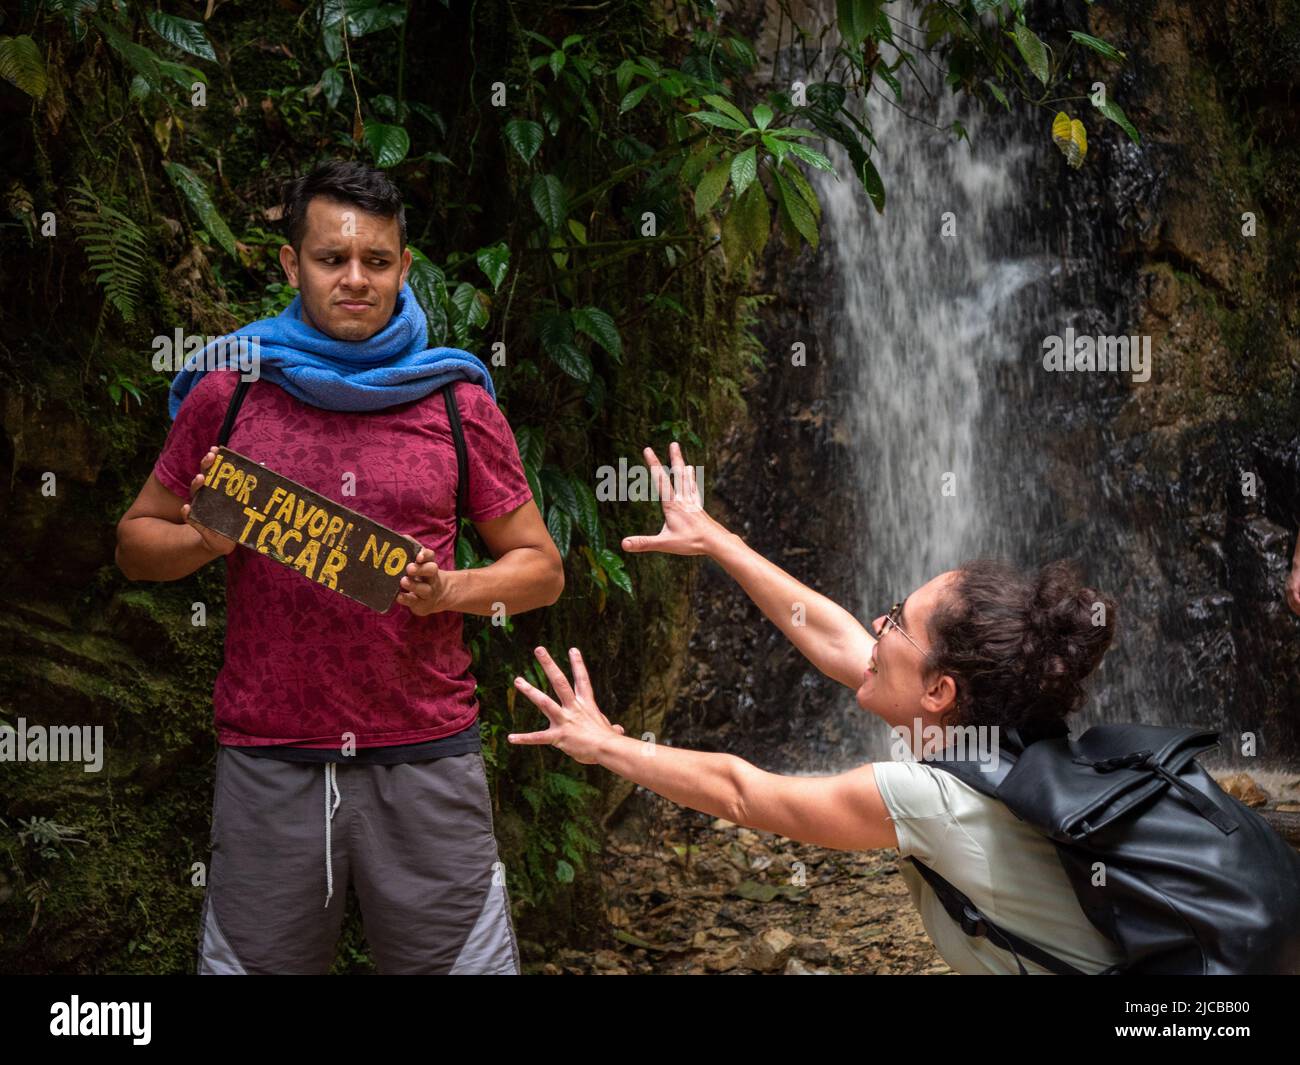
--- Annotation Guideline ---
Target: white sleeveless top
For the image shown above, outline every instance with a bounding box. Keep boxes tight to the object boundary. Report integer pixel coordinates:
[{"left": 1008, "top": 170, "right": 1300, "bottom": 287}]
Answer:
[{"left": 872, "top": 759, "right": 1127, "bottom": 974}]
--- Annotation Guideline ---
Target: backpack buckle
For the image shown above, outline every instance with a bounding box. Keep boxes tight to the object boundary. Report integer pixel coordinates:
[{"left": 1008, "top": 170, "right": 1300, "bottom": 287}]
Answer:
[{"left": 960, "top": 905, "right": 987, "bottom": 938}]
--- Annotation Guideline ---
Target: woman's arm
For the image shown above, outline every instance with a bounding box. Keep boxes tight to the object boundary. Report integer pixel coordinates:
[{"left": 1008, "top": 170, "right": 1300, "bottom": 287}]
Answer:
[
  {"left": 621, "top": 442, "right": 877, "bottom": 690},
  {"left": 510, "top": 646, "right": 898, "bottom": 852}
]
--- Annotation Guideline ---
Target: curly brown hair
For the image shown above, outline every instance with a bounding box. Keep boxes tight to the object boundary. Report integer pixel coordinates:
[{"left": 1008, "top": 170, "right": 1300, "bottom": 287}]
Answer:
[{"left": 924, "top": 559, "right": 1116, "bottom": 730}]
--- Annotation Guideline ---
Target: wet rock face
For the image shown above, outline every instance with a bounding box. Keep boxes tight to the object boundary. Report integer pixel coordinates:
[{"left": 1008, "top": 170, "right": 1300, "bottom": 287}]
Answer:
[
  {"left": 666, "top": 0, "right": 1300, "bottom": 768},
  {"left": 666, "top": 231, "right": 873, "bottom": 771}
]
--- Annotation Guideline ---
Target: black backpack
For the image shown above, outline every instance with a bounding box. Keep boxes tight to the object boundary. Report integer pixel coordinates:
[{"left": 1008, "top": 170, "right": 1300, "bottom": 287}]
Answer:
[
  {"left": 910, "top": 719, "right": 1300, "bottom": 974},
  {"left": 215, "top": 375, "right": 470, "bottom": 553}
]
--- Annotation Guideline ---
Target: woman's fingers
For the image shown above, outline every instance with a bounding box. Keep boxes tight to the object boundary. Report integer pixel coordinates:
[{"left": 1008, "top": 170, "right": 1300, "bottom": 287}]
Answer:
[
  {"left": 533, "top": 646, "right": 576, "bottom": 705},
  {"left": 643, "top": 446, "right": 676, "bottom": 503},
  {"left": 508, "top": 727, "right": 560, "bottom": 746},
  {"left": 513, "top": 674, "right": 561, "bottom": 718},
  {"left": 568, "top": 646, "right": 594, "bottom": 703}
]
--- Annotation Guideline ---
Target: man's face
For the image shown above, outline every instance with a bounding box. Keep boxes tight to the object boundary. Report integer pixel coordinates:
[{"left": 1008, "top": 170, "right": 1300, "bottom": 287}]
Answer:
[{"left": 278, "top": 196, "right": 412, "bottom": 341}]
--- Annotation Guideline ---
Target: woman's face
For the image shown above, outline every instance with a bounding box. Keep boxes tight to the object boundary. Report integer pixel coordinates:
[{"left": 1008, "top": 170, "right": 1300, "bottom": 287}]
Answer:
[{"left": 855, "top": 570, "right": 959, "bottom": 729}]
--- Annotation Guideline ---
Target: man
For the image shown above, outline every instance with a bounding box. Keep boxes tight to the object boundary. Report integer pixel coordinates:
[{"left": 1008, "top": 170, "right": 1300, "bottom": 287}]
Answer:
[{"left": 116, "top": 159, "right": 562, "bottom": 974}]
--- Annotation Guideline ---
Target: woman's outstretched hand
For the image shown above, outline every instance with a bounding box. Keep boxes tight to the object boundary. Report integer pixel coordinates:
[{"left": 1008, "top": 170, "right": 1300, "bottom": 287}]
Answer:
[
  {"left": 508, "top": 646, "right": 625, "bottom": 765},
  {"left": 620, "top": 441, "right": 727, "bottom": 557}
]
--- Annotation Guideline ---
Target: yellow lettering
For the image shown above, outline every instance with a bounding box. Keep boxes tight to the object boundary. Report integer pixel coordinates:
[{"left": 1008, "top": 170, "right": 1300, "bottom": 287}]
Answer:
[
  {"left": 321, "top": 515, "right": 344, "bottom": 547},
  {"left": 360, "top": 534, "right": 389, "bottom": 569},
  {"left": 273, "top": 491, "right": 296, "bottom": 524},
  {"left": 291, "top": 539, "right": 321, "bottom": 579},
  {"left": 256, "top": 520, "right": 283, "bottom": 554},
  {"left": 206, "top": 457, "right": 230, "bottom": 492},
  {"left": 318, "top": 548, "right": 347, "bottom": 589},
  {"left": 224, "top": 469, "right": 243, "bottom": 498},
  {"left": 237, "top": 473, "right": 257, "bottom": 505},
  {"left": 307, "top": 507, "right": 329, "bottom": 539},
  {"left": 383, "top": 547, "right": 408, "bottom": 576},
  {"left": 293, "top": 498, "right": 316, "bottom": 531},
  {"left": 238, "top": 507, "right": 267, "bottom": 542}
]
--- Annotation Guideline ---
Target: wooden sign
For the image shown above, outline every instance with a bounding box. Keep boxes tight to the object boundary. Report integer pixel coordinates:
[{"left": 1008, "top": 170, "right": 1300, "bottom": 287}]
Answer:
[{"left": 188, "top": 446, "right": 422, "bottom": 612}]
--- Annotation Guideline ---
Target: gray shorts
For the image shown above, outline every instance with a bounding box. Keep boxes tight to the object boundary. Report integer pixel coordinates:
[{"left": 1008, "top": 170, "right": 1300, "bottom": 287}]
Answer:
[{"left": 196, "top": 746, "right": 521, "bottom": 974}]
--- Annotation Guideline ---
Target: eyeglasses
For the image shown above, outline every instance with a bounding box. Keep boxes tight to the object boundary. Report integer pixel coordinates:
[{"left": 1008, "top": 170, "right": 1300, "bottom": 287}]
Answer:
[{"left": 874, "top": 599, "right": 933, "bottom": 661}]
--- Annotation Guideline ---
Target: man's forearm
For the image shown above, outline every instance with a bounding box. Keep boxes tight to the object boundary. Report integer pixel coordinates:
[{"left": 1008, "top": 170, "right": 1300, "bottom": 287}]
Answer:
[
  {"left": 708, "top": 528, "right": 874, "bottom": 688},
  {"left": 438, "top": 547, "right": 562, "bottom": 616},
  {"left": 592, "top": 729, "right": 750, "bottom": 825},
  {"left": 116, "top": 518, "right": 222, "bottom": 582}
]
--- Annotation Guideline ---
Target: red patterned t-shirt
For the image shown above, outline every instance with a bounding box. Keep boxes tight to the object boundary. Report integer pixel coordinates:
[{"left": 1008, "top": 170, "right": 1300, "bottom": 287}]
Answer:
[{"left": 153, "top": 369, "right": 532, "bottom": 749}]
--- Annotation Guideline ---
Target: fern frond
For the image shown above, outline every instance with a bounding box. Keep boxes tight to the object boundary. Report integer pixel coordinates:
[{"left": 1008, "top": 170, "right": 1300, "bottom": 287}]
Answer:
[{"left": 70, "top": 184, "right": 150, "bottom": 323}]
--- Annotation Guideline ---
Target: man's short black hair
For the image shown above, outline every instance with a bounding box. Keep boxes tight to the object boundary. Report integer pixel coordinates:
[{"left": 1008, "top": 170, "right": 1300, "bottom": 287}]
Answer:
[{"left": 280, "top": 159, "right": 406, "bottom": 253}]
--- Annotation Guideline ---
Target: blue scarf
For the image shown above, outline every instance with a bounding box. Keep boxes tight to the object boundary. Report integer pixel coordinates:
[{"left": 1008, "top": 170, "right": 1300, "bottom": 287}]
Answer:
[{"left": 168, "top": 282, "right": 496, "bottom": 419}]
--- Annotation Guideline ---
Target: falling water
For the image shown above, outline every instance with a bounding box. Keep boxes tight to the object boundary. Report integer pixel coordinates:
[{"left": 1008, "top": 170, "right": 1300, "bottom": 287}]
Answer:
[{"left": 803, "top": 15, "right": 1080, "bottom": 763}]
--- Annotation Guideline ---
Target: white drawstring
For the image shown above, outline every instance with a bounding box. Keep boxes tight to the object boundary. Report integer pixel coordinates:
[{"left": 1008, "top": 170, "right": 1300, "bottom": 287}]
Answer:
[{"left": 324, "top": 763, "right": 341, "bottom": 907}]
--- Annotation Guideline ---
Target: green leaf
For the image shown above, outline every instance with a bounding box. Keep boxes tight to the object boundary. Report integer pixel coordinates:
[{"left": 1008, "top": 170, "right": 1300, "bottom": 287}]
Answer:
[
  {"left": 546, "top": 506, "right": 572, "bottom": 558},
  {"left": 786, "top": 143, "right": 834, "bottom": 172},
  {"left": 514, "top": 425, "right": 544, "bottom": 470},
  {"left": 619, "top": 82, "right": 653, "bottom": 113},
  {"left": 730, "top": 146, "right": 758, "bottom": 198},
  {"left": 858, "top": 154, "right": 886, "bottom": 214},
  {"left": 721, "top": 181, "right": 770, "bottom": 269},
  {"left": 555, "top": 859, "right": 575, "bottom": 884},
  {"left": 702, "top": 93, "right": 749, "bottom": 127},
  {"left": 145, "top": 11, "right": 216, "bottom": 62},
  {"left": 94, "top": 17, "right": 165, "bottom": 93},
  {"left": 540, "top": 467, "right": 579, "bottom": 522},
  {"left": 546, "top": 342, "right": 592, "bottom": 382},
  {"left": 0, "top": 35, "right": 47, "bottom": 98},
  {"left": 984, "top": 78, "right": 1011, "bottom": 111},
  {"left": 752, "top": 103, "right": 773, "bottom": 130},
  {"left": 694, "top": 163, "right": 731, "bottom": 218},
  {"left": 679, "top": 139, "right": 723, "bottom": 186},
  {"left": 596, "top": 549, "right": 633, "bottom": 596},
  {"left": 321, "top": 66, "right": 344, "bottom": 110},
  {"left": 476, "top": 241, "right": 510, "bottom": 292},
  {"left": 450, "top": 282, "right": 489, "bottom": 332},
  {"left": 687, "top": 110, "right": 747, "bottom": 132},
  {"left": 530, "top": 174, "right": 567, "bottom": 231},
  {"left": 1094, "top": 96, "right": 1140, "bottom": 144},
  {"left": 780, "top": 161, "right": 822, "bottom": 222},
  {"left": 504, "top": 118, "right": 544, "bottom": 163},
  {"left": 1069, "top": 31, "right": 1125, "bottom": 61},
  {"left": 1010, "top": 22, "right": 1050, "bottom": 86},
  {"left": 836, "top": 0, "right": 879, "bottom": 48},
  {"left": 162, "top": 162, "right": 238, "bottom": 258},
  {"left": 572, "top": 307, "right": 622, "bottom": 363},
  {"left": 363, "top": 122, "right": 410, "bottom": 167},
  {"left": 571, "top": 479, "right": 604, "bottom": 551},
  {"left": 522, "top": 464, "right": 544, "bottom": 517},
  {"left": 406, "top": 246, "right": 448, "bottom": 342},
  {"left": 774, "top": 169, "right": 818, "bottom": 248}
]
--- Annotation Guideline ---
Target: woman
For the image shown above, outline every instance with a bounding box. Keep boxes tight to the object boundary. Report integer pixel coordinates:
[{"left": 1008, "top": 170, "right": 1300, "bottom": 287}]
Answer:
[{"left": 510, "top": 442, "right": 1126, "bottom": 975}]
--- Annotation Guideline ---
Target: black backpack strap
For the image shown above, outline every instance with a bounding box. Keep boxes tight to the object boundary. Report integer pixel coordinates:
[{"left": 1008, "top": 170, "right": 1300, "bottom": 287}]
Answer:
[
  {"left": 217, "top": 377, "right": 253, "bottom": 447},
  {"left": 441, "top": 381, "right": 469, "bottom": 529},
  {"left": 906, "top": 857, "right": 1097, "bottom": 975}
]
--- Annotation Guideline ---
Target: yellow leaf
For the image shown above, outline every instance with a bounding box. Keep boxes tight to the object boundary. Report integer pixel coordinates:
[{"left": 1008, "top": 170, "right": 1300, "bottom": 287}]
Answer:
[{"left": 1051, "top": 111, "right": 1088, "bottom": 169}]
